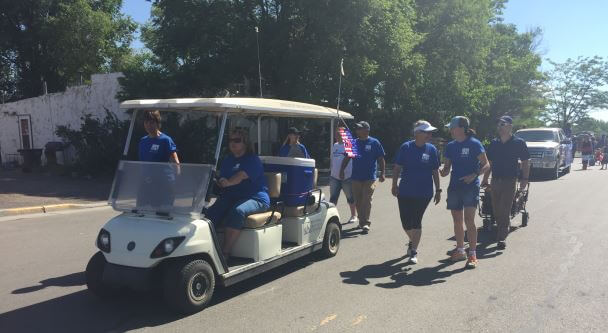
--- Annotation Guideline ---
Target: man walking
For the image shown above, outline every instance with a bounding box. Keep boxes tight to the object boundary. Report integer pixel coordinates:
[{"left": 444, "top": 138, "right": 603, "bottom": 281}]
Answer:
[
  {"left": 482, "top": 116, "right": 530, "bottom": 250},
  {"left": 340, "top": 121, "right": 386, "bottom": 234}
]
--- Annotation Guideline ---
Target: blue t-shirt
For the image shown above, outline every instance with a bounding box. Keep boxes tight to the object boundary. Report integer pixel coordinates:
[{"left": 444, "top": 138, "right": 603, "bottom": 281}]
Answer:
[
  {"left": 351, "top": 136, "right": 386, "bottom": 181},
  {"left": 394, "top": 141, "right": 440, "bottom": 199},
  {"left": 444, "top": 137, "right": 485, "bottom": 190},
  {"left": 139, "top": 133, "right": 177, "bottom": 162},
  {"left": 219, "top": 153, "right": 270, "bottom": 205},
  {"left": 278, "top": 144, "right": 310, "bottom": 158}
]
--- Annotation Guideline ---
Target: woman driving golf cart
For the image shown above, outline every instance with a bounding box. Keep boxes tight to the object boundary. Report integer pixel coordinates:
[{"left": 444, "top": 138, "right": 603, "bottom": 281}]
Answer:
[{"left": 205, "top": 128, "right": 270, "bottom": 257}]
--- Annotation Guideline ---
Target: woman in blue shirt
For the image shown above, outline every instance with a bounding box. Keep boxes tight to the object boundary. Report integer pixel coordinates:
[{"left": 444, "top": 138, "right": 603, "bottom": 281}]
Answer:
[
  {"left": 279, "top": 127, "right": 310, "bottom": 158},
  {"left": 137, "top": 110, "right": 180, "bottom": 210},
  {"left": 392, "top": 120, "right": 442, "bottom": 264},
  {"left": 205, "top": 128, "right": 270, "bottom": 257},
  {"left": 440, "top": 116, "right": 490, "bottom": 269}
]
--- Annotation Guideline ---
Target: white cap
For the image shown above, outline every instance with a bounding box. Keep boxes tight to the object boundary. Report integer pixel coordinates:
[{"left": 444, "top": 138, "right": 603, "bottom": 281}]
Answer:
[{"left": 414, "top": 121, "right": 438, "bottom": 133}]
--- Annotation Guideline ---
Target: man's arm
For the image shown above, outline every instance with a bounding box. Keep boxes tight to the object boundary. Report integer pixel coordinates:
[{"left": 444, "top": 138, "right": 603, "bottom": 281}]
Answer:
[
  {"left": 440, "top": 159, "right": 452, "bottom": 177},
  {"left": 339, "top": 156, "right": 351, "bottom": 180},
  {"left": 481, "top": 162, "right": 492, "bottom": 186},
  {"left": 377, "top": 156, "right": 386, "bottom": 182},
  {"left": 520, "top": 159, "right": 530, "bottom": 188},
  {"left": 391, "top": 164, "right": 401, "bottom": 196}
]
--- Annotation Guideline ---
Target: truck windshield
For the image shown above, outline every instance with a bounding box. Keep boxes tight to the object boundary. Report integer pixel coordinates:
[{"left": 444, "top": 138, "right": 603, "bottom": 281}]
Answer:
[
  {"left": 108, "top": 161, "right": 213, "bottom": 217},
  {"left": 515, "top": 131, "right": 557, "bottom": 142}
]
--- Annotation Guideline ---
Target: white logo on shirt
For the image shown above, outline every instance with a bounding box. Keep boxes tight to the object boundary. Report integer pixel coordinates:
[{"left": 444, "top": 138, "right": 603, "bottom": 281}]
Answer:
[
  {"left": 461, "top": 148, "right": 469, "bottom": 157},
  {"left": 233, "top": 163, "right": 240, "bottom": 171},
  {"left": 365, "top": 144, "right": 372, "bottom": 152},
  {"left": 150, "top": 144, "right": 160, "bottom": 152},
  {"left": 422, "top": 153, "right": 430, "bottom": 163}
]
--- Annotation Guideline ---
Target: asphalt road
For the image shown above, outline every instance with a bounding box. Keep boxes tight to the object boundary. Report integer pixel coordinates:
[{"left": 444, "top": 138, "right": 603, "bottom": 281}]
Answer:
[{"left": 1, "top": 161, "right": 607, "bottom": 332}]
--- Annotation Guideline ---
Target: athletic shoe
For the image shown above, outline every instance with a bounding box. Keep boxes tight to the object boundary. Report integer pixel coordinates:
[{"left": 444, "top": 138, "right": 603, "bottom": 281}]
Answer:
[
  {"left": 497, "top": 241, "right": 506, "bottom": 250},
  {"left": 362, "top": 225, "right": 370, "bottom": 234},
  {"left": 347, "top": 216, "right": 358, "bottom": 224},
  {"left": 466, "top": 255, "right": 478, "bottom": 269},
  {"left": 409, "top": 251, "right": 418, "bottom": 264},
  {"left": 450, "top": 250, "right": 467, "bottom": 262}
]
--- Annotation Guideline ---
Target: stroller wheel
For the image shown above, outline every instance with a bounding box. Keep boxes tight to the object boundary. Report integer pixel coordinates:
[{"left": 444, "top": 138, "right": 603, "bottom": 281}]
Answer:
[{"left": 522, "top": 212, "right": 529, "bottom": 227}]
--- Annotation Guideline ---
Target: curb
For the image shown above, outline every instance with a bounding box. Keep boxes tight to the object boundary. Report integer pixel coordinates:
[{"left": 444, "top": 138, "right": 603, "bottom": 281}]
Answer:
[{"left": 0, "top": 202, "right": 109, "bottom": 217}]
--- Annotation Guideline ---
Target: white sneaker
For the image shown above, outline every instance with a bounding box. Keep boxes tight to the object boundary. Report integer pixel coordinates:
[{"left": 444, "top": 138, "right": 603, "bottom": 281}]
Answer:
[
  {"left": 347, "top": 216, "right": 358, "bottom": 224},
  {"left": 409, "top": 251, "right": 418, "bottom": 264},
  {"left": 362, "top": 225, "right": 370, "bottom": 233}
]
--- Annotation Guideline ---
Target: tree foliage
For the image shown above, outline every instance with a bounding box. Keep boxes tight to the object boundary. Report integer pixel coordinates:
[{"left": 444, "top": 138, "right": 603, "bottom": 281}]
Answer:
[
  {"left": 119, "top": 0, "right": 544, "bottom": 156},
  {"left": 542, "top": 56, "right": 608, "bottom": 128},
  {"left": 0, "top": 0, "right": 136, "bottom": 101}
]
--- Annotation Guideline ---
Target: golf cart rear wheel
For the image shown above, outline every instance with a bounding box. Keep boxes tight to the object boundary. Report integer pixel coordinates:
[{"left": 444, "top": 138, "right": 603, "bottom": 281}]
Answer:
[
  {"left": 164, "top": 259, "right": 215, "bottom": 314},
  {"left": 85, "top": 251, "right": 118, "bottom": 298},
  {"left": 321, "top": 222, "right": 341, "bottom": 258},
  {"left": 522, "top": 212, "right": 529, "bottom": 227}
]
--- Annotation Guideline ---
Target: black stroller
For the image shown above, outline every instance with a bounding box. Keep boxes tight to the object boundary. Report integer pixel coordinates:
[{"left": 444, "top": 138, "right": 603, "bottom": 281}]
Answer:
[{"left": 479, "top": 180, "right": 530, "bottom": 231}]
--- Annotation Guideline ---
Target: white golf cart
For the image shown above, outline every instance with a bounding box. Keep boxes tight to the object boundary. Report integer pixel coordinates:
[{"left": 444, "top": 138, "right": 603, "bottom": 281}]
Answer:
[{"left": 85, "top": 98, "right": 353, "bottom": 314}]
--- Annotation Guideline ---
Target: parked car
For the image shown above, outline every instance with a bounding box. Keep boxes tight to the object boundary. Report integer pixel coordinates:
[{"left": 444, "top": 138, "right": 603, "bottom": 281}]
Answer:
[{"left": 515, "top": 128, "right": 572, "bottom": 179}]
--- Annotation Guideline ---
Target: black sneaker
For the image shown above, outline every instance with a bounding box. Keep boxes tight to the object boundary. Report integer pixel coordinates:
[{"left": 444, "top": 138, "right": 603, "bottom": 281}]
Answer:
[
  {"left": 497, "top": 241, "right": 506, "bottom": 250},
  {"left": 407, "top": 241, "right": 413, "bottom": 257}
]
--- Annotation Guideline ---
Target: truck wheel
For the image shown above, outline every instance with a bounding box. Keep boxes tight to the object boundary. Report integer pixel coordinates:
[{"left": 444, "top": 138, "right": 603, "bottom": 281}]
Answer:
[
  {"left": 164, "top": 259, "right": 215, "bottom": 314},
  {"left": 85, "top": 251, "right": 117, "bottom": 298},
  {"left": 321, "top": 222, "right": 341, "bottom": 258},
  {"left": 550, "top": 162, "right": 559, "bottom": 180},
  {"left": 522, "top": 212, "right": 529, "bottom": 227},
  {"left": 564, "top": 165, "right": 571, "bottom": 174}
]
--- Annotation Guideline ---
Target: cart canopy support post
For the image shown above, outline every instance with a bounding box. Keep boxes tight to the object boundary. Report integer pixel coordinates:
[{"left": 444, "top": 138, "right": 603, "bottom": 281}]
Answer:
[{"left": 123, "top": 110, "right": 138, "bottom": 157}]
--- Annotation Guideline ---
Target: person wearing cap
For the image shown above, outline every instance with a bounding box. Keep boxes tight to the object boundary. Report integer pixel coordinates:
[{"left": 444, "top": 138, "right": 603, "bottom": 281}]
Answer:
[
  {"left": 279, "top": 127, "right": 310, "bottom": 158},
  {"left": 392, "top": 120, "right": 442, "bottom": 264},
  {"left": 481, "top": 116, "right": 530, "bottom": 250},
  {"left": 340, "top": 121, "right": 386, "bottom": 234},
  {"left": 440, "top": 116, "right": 490, "bottom": 269}
]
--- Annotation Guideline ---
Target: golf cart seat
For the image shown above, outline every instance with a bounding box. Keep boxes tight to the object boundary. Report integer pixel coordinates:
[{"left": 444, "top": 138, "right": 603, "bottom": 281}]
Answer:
[
  {"left": 243, "top": 172, "right": 282, "bottom": 229},
  {"left": 282, "top": 189, "right": 322, "bottom": 217}
]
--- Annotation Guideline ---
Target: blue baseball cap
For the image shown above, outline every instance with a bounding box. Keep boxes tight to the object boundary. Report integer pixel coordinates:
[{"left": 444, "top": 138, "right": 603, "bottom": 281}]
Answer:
[
  {"left": 445, "top": 116, "right": 470, "bottom": 129},
  {"left": 498, "top": 115, "right": 513, "bottom": 124}
]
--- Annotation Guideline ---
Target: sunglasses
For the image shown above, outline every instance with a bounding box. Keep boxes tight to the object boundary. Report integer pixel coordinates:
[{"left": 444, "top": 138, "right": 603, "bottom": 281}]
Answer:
[
  {"left": 497, "top": 122, "right": 510, "bottom": 127},
  {"left": 229, "top": 138, "right": 243, "bottom": 143}
]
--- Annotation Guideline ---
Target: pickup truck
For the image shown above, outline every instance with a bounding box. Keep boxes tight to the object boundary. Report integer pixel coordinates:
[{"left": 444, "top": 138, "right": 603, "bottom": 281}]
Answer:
[{"left": 514, "top": 128, "right": 573, "bottom": 179}]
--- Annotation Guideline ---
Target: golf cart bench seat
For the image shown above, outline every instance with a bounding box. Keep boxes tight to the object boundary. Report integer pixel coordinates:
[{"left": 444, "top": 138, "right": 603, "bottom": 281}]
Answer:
[{"left": 243, "top": 172, "right": 282, "bottom": 229}]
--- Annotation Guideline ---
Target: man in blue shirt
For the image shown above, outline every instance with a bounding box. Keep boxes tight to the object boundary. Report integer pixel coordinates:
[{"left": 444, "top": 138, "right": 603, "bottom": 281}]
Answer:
[
  {"left": 339, "top": 121, "right": 385, "bottom": 233},
  {"left": 482, "top": 115, "right": 530, "bottom": 250}
]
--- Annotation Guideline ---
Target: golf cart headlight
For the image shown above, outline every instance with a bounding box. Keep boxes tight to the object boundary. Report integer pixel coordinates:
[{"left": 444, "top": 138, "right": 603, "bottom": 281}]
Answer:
[
  {"left": 96, "top": 229, "right": 111, "bottom": 253},
  {"left": 150, "top": 237, "right": 185, "bottom": 258}
]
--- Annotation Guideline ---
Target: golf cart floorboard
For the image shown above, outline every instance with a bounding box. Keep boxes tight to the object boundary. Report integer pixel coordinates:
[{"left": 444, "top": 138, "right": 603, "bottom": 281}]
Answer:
[{"left": 221, "top": 242, "right": 322, "bottom": 287}]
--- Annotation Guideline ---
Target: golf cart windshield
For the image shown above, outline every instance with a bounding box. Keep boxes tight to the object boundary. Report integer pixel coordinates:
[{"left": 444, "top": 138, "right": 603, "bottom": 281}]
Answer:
[{"left": 108, "top": 161, "right": 213, "bottom": 217}]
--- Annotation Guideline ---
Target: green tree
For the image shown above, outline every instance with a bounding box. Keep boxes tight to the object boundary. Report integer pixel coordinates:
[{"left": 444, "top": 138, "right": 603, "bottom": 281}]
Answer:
[
  {"left": 542, "top": 56, "right": 608, "bottom": 128},
  {"left": 0, "top": 0, "right": 136, "bottom": 100}
]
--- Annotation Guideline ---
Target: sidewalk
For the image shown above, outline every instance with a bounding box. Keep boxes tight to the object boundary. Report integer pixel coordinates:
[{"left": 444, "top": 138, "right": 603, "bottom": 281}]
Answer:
[{"left": 0, "top": 169, "right": 112, "bottom": 210}]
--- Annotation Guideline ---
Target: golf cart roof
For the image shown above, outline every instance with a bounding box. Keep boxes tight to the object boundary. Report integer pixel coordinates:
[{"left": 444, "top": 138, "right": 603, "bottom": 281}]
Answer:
[{"left": 120, "top": 98, "right": 354, "bottom": 119}]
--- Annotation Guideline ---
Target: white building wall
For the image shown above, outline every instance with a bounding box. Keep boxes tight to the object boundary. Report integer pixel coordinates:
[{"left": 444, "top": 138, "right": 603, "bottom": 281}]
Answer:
[{"left": 0, "top": 73, "right": 127, "bottom": 165}]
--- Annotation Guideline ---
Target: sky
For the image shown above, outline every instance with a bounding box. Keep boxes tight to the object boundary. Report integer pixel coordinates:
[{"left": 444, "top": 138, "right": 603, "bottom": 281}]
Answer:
[{"left": 120, "top": 0, "right": 608, "bottom": 119}]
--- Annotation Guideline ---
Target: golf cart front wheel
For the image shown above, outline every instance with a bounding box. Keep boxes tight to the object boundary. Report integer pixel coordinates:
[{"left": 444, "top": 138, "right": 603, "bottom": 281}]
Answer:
[
  {"left": 85, "top": 251, "right": 118, "bottom": 298},
  {"left": 321, "top": 222, "right": 341, "bottom": 258},
  {"left": 164, "top": 259, "right": 215, "bottom": 314}
]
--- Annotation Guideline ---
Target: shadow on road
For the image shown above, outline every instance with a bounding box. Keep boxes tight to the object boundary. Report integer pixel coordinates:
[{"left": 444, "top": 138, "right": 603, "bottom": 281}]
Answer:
[
  {"left": 339, "top": 256, "right": 469, "bottom": 288},
  {"left": 12, "top": 272, "right": 85, "bottom": 294},
  {"left": 0, "top": 255, "right": 321, "bottom": 332}
]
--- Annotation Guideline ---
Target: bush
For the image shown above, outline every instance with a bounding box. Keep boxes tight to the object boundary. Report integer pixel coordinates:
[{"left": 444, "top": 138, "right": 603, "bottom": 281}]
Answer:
[{"left": 56, "top": 110, "right": 129, "bottom": 176}]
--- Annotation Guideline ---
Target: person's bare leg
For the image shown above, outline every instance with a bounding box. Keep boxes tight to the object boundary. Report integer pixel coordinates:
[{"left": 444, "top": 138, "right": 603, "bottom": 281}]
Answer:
[
  {"left": 451, "top": 210, "right": 465, "bottom": 249},
  {"left": 411, "top": 229, "right": 422, "bottom": 250},
  {"left": 464, "top": 207, "right": 478, "bottom": 252},
  {"left": 223, "top": 227, "right": 241, "bottom": 256},
  {"left": 349, "top": 203, "right": 357, "bottom": 218}
]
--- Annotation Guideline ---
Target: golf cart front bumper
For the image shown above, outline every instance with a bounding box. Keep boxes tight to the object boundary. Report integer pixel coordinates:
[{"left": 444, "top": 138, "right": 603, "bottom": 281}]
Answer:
[{"left": 102, "top": 263, "right": 155, "bottom": 291}]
